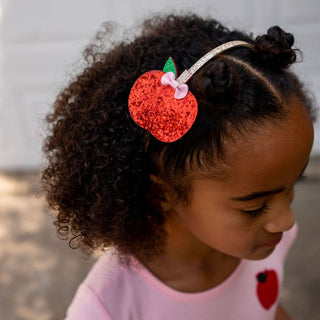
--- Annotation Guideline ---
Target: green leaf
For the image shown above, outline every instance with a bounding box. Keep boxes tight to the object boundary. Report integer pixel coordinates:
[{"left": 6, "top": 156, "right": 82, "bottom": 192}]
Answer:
[{"left": 163, "top": 57, "right": 177, "bottom": 78}]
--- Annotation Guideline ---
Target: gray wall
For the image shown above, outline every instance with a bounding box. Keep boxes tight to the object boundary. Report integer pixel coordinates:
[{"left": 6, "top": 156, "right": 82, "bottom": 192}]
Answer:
[{"left": 1, "top": 0, "right": 319, "bottom": 170}]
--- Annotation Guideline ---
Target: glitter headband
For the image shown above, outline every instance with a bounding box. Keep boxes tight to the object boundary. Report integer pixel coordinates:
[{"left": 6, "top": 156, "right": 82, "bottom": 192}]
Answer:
[{"left": 128, "top": 40, "right": 253, "bottom": 143}]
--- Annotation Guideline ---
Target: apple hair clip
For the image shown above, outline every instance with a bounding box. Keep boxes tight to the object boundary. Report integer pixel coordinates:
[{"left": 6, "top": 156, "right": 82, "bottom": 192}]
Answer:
[{"left": 128, "top": 40, "right": 253, "bottom": 143}]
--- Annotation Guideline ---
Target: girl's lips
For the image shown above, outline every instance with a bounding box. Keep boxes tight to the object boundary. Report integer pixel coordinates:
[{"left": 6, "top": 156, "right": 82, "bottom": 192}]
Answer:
[{"left": 263, "top": 234, "right": 283, "bottom": 247}]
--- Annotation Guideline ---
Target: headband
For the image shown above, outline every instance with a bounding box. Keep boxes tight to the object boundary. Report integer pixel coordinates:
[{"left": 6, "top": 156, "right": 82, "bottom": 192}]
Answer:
[{"left": 128, "top": 40, "right": 253, "bottom": 143}]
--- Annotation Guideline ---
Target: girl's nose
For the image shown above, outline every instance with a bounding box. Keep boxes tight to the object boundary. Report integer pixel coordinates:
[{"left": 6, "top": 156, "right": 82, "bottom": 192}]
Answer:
[{"left": 264, "top": 201, "right": 296, "bottom": 234}]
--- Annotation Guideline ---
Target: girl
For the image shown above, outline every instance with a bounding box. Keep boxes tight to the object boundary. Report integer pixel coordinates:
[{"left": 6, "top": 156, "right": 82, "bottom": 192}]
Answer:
[{"left": 41, "top": 14, "right": 316, "bottom": 320}]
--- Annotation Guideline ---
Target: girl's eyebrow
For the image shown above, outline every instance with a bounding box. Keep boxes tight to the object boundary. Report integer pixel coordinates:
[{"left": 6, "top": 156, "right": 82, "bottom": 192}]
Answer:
[
  {"left": 230, "top": 158, "right": 310, "bottom": 202},
  {"left": 230, "top": 187, "right": 286, "bottom": 202}
]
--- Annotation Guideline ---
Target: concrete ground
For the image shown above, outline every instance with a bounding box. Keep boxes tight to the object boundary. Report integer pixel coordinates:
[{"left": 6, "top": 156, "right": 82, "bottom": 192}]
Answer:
[{"left": 0, "top": 157, "right": 319, "bottom": 320}]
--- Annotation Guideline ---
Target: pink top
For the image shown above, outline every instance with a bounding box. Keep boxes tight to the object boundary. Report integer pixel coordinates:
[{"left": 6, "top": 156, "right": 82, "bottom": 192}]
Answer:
[{"left": 65, "top": 224, "right": 297, "bottom": 320}]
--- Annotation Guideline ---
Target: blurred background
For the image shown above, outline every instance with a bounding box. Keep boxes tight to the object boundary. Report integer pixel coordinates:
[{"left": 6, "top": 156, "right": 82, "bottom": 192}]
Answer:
[{"left": 0, "top": 0, "right": 319, "bottom": 319}]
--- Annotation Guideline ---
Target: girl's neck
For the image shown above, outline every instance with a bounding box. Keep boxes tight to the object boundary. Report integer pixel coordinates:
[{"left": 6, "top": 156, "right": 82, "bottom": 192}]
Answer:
[{"left": 141, "top": 211, "right": 241, "bottom": 293}]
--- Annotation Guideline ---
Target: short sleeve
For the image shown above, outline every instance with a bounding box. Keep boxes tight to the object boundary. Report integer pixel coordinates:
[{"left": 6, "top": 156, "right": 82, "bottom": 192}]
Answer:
[{"left": 64, "top": 284, "right": 113, "bottom": 320}]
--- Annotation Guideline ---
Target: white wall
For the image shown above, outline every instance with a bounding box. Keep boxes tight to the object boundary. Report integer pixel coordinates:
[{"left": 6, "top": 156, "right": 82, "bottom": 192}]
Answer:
[{"left": 0, "top": 0, "right": 319, "bottom": 170}]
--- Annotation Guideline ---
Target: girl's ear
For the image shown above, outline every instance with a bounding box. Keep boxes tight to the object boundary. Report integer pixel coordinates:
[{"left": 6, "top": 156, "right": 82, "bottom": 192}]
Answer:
[{"left": 149, "top": 174, "right": 177, "bottom": 212}]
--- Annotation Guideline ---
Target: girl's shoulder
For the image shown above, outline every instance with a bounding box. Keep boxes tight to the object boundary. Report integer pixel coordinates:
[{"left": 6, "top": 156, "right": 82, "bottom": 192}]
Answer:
[
  {"left": 82, "top": 249, "right": 129, "bottom": 293},
  {"left": 65, "top": 250, "right": 135, "bottom": 319}
]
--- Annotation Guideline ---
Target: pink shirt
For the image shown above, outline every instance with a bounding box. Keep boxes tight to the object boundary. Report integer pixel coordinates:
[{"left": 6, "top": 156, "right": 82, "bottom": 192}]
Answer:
[{"left": 65, "top": 224, "right": 297, "bottom": 320}]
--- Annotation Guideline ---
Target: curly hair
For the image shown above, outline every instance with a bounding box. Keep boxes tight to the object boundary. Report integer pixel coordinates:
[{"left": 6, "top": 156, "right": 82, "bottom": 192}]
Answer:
[{"left": 41, "top": 13, "right": 315, "bottom": 262}]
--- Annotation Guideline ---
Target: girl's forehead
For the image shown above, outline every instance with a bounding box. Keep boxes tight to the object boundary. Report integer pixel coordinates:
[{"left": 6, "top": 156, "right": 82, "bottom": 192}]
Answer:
[{"left": 220, "top": 102, "right": 313, "bottom": 188}]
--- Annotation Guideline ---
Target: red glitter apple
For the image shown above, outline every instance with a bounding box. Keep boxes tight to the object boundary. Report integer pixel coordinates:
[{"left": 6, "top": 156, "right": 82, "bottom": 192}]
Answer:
[
  {"left": 128, "top": 57, "right": 198, "bottom": 143},
  {"left": 256, "top": 269, "right": 279, "bottom": 310}
]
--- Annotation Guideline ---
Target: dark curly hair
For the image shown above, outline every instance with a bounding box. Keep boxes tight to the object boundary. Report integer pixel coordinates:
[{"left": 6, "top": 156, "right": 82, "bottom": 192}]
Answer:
[{"left": 41, "top": 13, "right": 315, "bottom": 262}]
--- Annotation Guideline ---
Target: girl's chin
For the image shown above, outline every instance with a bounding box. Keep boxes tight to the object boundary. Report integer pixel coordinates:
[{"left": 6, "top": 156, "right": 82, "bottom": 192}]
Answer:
[{"left": 244, "top": 246, "right": 276, "bottom": 261}]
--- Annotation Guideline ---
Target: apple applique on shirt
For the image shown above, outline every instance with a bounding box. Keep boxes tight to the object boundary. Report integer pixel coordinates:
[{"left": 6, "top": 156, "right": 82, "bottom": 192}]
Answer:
[{"left": 256, "top": 269, "right": 279, "bottom": 310}]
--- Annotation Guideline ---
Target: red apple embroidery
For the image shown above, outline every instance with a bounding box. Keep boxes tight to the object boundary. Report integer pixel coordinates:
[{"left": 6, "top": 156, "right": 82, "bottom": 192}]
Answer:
[
  {"left": 256, "top": 269, "right": 279, "bottom": 310},
  {"left": 128, "top": 58, "right": 198, "bottom": 143}
]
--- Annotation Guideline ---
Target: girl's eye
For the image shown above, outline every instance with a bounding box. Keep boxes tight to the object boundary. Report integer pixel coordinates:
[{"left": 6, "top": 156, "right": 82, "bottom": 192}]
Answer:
[{"left": 241, "top": 203, "right": 270, "bottom": 218}]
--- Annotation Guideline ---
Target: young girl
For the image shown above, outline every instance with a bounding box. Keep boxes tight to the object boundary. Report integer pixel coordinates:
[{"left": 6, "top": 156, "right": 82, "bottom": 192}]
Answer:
[{"left": 41, "top": 14, "right": 316, "bottom": 320}]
